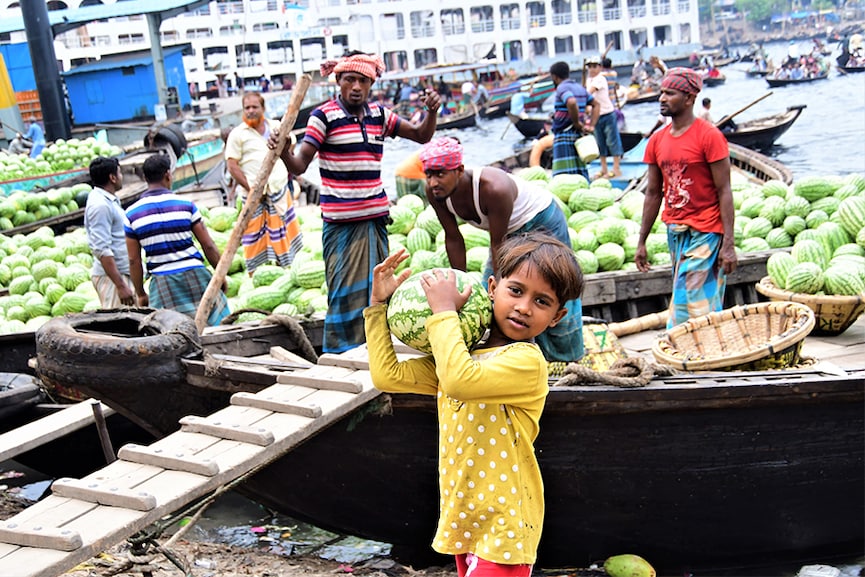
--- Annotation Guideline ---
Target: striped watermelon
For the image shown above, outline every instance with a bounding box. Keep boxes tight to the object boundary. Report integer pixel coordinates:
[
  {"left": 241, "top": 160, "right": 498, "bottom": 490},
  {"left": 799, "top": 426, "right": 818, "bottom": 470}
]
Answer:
[
  {"left": 744, "top": 216, "right": 773, "bottom": 239},
  {"left": 793, "top": 176, "right": 834, "bottom": 201},
  {"left": 782, "top": 215, "right": 807, "bottom": 237},
  {"left": 824, "top": 266, "right": 865, "bottom": 296},
  {"left": 785, "top": 262, "right": 824, "bottom": 294},
  {"left": 760, "top": 179, "right": 789, "bottom": 198},
  {"left": 396, "top": 194, "right": 425, "bottom": 216},
  {"left": 767, "top": 251, "right": 796, "bottom": 289},
  {"left": 834, "top": 243, "right": 865, "bottom": 258},
  {"left": 810, "top": 196, "right": 841, "bottom": 216},
  {"left": 766, "top": 228, "right": 793, "bottom": 249},
  {"left": 816, "top": 221, "right": 851, "bottom": 257},
  {"left": 784, "top": 195, "right": 811, "bottom": 218},
  {"left": 858, "top": 227, "right": 865, "bottom": 250},
  {"left": 836, "top": 196, "right": 865, "bottom": 240},
  {"left": 415, "top": 207, "right": 444, "bottom": 238},
  {"left": 791, "top": 238, "right": 829, "bottom": 270},
  {"left": 805, "top": 210, "right": 829, "bottom": 229},
  {"left": 386, "top": 269, "right": 492, "bottom": 354},
  {"left": 842, "top": 173, "right": 865, "bottom": 193},
  {"left": 740, "top": 237, "right": 771, "bottom": 253},
  {"left": 833, "top": 184, "right": 860, "bottom": 200},
  {"left": 405, "top": 228, "right": 433, "bottom": 253}
]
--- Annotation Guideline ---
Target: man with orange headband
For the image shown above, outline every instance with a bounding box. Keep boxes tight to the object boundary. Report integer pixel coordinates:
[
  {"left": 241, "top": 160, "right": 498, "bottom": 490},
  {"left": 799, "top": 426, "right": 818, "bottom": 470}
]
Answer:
[
  {"left": 635, "top": 67, "right": 737, "bottom": 328},
  {"left": 420, "top": 136, "right": 585, "bottom": 363},
  {"left": 276, "top": 51, "right": 441, "bottom": 353},
  {"left": 225, "top": 91, "right": 303, "bottom": 274}
]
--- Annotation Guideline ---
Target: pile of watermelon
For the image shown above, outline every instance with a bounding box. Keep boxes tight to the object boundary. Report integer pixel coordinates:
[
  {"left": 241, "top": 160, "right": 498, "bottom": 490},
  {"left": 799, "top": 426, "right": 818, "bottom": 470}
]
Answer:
[
  {"left": 0, "top": 184, "right": 91, "bottom": 230},
  {"left": 0, "top": 138, "right": 122, "bottom": 182}
]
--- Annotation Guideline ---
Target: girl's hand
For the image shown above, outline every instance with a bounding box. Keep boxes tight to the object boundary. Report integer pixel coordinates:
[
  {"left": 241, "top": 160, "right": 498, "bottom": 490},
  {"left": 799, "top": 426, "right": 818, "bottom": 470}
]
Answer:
[
  {"left": 421, "top": 269, "right": 472, "bottom": 314},
  {"left": 371, "top": 249, "right": 411, "bottom": 306}
]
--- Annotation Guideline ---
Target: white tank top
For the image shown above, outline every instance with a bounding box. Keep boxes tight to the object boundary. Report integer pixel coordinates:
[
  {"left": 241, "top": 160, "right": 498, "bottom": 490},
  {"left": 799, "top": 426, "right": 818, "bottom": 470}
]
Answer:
[{"left": 445, "top": 167, "right": 553, "bottom": 232}]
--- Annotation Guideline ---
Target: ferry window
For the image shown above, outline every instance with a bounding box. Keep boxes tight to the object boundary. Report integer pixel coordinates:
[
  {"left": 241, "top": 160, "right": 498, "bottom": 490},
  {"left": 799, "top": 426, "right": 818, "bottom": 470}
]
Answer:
[
  {"left": 46, "top": 1, "right": 67, "bottom": 10},
  {"left": 526, "top": 1, "right": 546, "bottom": 27},
  {"left": 604, "top": 31, "right": 622, "bottom": 50},
  {"left": 503, "top": 40, "right": 523, "bottom": 61},
  {"left": 187, "top": 28, "right": 213, "bottom": 39},
  {"left": 410, "top": 11, "right": 436, "bottom": 38},
  {"left": 554, "top": 35, "right": 574, "bottom": 54},
  {"left": 579, "top": 33, "right": 598, "bottom": 51},
  {"left": 414, "top": 48, "right": 438, "bottom": 68},
  {"left": 441, "top": 9, "right": 465, "bottom": 35},
  {"left": 267, "top": 40, "right": 294, "bottom": 64},
  {"left": 236, "top": 44, "right": 262, "bottom": 67},
  {"left": 529, "top": 38, "right": 548, "bottom": 58},
  {"left": 79, "top": 0, "right": 103, "bottom": 5},
  {"left": 204, "top": 46, "right": 230, "bottom": 70},
  {"left": 383, "top": 51, "right": 408, "bottom": 72},
  {"left": 629, "top": 28, "right": 647, "bottom": 48},
  {"left": 602, "top": 0, "right": 621, "bottom": 20},
  {"left": 551, "top": 0, "right": 572, "bottom": 25},
  {"left": 679, "top": 23, "right": 690, "bottom": 43},
  {"left": 300, "top": 39, "right": 324, "bottom": 61},
  {"left": 352, "top": 15, "right": 376, "bottom": 42},
  {"left": 380, "top": 13, "right": 406, "bottom": 40},
  {"left": 162, "top": 31, "right": 180, "bottom": 42},
  {"left": 653, "top": 25, "right": 670, "bottom": 45},
  {"left": 253, "top": 22, "right": 279, "bottom": 31},
  {"left": 577, "top": 0, "right": 596, "bottom": 22},
  {"left": 118, "top": 33, "right": 145, "bottom": 45},
  {"left": 470, "top": 6, "right": 494, "bottom": 33},
  {"left": 627, "top": 0, "right": 646, "bottom": 18},
  {"left": 500, "top": 4, "right": 520, "bottom": 30}
]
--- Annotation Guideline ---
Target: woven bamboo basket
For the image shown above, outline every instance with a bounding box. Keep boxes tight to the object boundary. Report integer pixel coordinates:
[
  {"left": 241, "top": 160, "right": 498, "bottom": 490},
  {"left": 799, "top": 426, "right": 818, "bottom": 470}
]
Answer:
[
  {"left": 755, "top": 276, "right": 865, "bottom": 336},
  {"left": 652, "top": 301, "right": 815, "bottom": 371}
]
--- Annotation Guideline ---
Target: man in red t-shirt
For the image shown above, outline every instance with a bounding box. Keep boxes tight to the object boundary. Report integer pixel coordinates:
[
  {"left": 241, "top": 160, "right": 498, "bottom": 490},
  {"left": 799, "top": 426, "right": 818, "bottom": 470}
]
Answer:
[{"left": 635, "top": 67, "right": 737, "bottom": 328}]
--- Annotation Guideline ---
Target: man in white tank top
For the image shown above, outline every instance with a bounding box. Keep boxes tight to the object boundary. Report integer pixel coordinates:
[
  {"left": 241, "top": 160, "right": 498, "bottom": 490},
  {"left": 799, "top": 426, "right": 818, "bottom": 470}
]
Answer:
[{"left": 418, "top": 137, "right": 585, "bottom": 362}]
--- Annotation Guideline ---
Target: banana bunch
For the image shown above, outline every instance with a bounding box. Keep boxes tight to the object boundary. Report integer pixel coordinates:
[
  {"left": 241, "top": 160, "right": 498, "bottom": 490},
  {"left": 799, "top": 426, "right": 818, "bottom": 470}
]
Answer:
[{"left": 603, "top": 554, "right": 657, "bottom": 577}]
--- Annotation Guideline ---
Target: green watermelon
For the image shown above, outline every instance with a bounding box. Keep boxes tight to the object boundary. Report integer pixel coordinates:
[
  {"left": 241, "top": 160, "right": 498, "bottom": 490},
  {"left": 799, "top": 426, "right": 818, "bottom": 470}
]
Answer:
[
  {"left": 793, "top": 176, "right": 834, "bottom": 201},
  {"left": 766, "top": 228, "right": 793, "bottom": 249},
  {"left": 405, "top": 228, "right": 433, "bottom": 253},
  {"left": 386, "top": 269, "right": 492, "bottom": 354},
  {"left": 791, "top": 238, "right": 828, "bottom": 270},
  {"left": 823, "top": 266, "right": 865, "bottom": 296},
  {"left": 744, "top": 216, "right": 773, "bottom": 239},
  {"left": 740, "top": 237, "right": 771, "bottom": 253},
  {"left": 766, "top": 251, "right": 796, "bottom": 289},
  {"left": 785, "top": 262, "right": 824, "bottom": 294},
  {"left": 784, "top": 195, "right": 811, "bottom": 218},
  {"left": 810, "top": 196, "right": 841, "bottom": 216},
  {"left": 842, "top": 173, "right": 865, "bottom": 193},
  {"left": 760, "top": 179, "right": 789, "bottom": 198},
  {"left": 595, "top": 243, "right": 626, "bottom": 271},
  {"left": 836, "top": 196, "right": 865, "bottom": 240},
  {"left": 782, "top": 215, "right": 807, "bottom": 237},
  {"left": 574, "top": 250, "right": 599, "bottom": 275}
]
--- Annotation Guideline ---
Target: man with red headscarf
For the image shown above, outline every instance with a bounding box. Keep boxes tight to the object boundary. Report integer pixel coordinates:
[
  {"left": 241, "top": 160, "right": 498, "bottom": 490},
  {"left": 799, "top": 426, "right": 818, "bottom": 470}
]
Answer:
[
  {"left": 635, "top": 67, "right": 737, "bottom": 328},
  {"left": 276, "top": 51, "right": 441, "bottom": 353},
  {"left": 420, "top": 137, "right": 585, "bottom": 364}
]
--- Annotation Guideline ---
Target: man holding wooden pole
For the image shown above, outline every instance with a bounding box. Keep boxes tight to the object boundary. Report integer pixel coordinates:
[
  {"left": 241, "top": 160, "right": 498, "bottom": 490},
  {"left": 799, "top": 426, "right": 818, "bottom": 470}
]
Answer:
[{"left": 274, "top": 51, "right": 441, "bottom": 354}]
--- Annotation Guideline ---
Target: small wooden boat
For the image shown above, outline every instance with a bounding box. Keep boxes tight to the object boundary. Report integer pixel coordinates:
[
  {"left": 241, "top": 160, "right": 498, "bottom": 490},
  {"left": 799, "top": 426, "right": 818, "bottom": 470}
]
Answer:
[
  {"left": 745, "top": 68, "right": 773, "bottom": 77},
  {"left": 0, "top": 373, "right": 45, "bottom": 423},
  {"left": 838, "top": 64, "right": 865, "bottom": 74},
  {"left": 479, "top": 75, "right": 555, "bottom": 119},
  {"left": 702, "top": 72, "right": 726, "bottom": 86},
  {"left": 506, "top": 112, "right": 549, "bottom": 139},
  {"left": 623, "top": 89, "right": 660, "bottom": 105},
  {"left": 720, "top": 104, "right": 807, "bottom": 151},
  {"left": 766, "top": 73, "right": 829, "bottom": 87}
]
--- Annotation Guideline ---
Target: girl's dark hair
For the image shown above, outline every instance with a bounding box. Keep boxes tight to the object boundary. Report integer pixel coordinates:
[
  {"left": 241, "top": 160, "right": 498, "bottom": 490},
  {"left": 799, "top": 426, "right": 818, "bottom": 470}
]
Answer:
[
  {"left": 88, "top": 156, "right": 120, "bottom": 187},
  {"left": 496, "top": 231, "right": 583, "bottom": 306}
]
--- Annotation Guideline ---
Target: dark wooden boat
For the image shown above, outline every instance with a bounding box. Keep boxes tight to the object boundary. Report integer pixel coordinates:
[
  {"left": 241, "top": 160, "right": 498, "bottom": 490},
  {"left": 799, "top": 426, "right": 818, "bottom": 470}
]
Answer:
[
  {"left": 721, "top": 104, "right": 807, "bottom": 151},
  {"left": 623, "top": 90, "right": 660, "bottom": 105},
  {"left": 0, "top": 373, "right": 45, "bottom": 423},
  {"left": 435, "top": 108, "right": 478, "bottom": 131},
  {"left": 507, "top": 112, "right": 549, "bottom": 139},
  {"left": 30, "top": 303, "right": 865, "bottom": 573},
  {"left": 702, "top": 73, "right": 726, "bottom": 86},
  {"left": 838, "top": 64, "right": 865, "bottom": 74},
  {"left": 479, "top": 76, "right": 554, "bottom": 119},
  {"left": 766, "top": 73, "right": 829, "bottom": 87}
]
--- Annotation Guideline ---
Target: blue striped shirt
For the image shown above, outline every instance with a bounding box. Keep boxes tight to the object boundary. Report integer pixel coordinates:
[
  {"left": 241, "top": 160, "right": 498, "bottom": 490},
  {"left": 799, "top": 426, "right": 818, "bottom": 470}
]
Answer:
[{"left": 124, "top": 188, "right": 205, "bottom": 276}]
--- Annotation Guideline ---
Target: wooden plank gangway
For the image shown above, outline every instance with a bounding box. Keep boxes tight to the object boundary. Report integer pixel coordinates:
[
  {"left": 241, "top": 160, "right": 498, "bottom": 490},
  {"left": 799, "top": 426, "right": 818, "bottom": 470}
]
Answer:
[{"left": 0, "top": 349, "right": 386, "bottom": 577}]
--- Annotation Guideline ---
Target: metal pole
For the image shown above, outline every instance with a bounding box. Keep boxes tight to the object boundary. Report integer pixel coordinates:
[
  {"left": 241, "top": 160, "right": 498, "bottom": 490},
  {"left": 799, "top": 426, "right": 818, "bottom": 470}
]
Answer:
[
  {"left": 20, "top": 0, "right": 71, "bottom": 140},
  {"left": 146, "top": 12, "right": 168, "bottom": 108}
]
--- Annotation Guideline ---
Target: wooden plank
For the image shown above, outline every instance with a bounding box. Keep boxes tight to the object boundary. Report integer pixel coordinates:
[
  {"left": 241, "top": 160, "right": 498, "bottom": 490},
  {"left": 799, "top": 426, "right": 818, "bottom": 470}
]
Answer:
[
  {"left": 276, "top": 365, "right": 363, "bottom": 392},
  {"left": 0, "top": 400, "right": 115, "bottom": 462},
  {"left": 269, "top": 346, "right": 315, "bottom": 366},
  {"left": 231, "top": 391, "right": 323, "bottom": 418},
  {"left": 117, "top": 444, "right": 220, "bottom": 477},
  {"left": 0, "top": 524, "right": 82, "bottom": 551},
  {"left": 178, "top": 415, "right": 275, "bottom": 446},
  {"left": 50, "top": 478, "right": 157, "bottom": 511},
  {"left": 210, "top": 353, "right": 311, "bottom": 370}
]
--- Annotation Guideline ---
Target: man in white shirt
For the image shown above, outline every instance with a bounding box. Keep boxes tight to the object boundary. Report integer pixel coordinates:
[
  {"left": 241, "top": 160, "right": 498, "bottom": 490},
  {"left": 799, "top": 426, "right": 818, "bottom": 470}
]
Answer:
[{"left": 585, "top": 56, "right": 623, "bottom": 178}]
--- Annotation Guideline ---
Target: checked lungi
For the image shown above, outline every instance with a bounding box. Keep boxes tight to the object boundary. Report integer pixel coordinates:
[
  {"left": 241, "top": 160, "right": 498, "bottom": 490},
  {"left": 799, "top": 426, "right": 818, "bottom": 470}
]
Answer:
[
  {"left": 666, "top": 224, "right": 727, "bottom": 329},
  {"left": 241, "top": 182, "right": 303, "bottom": 273},
  {"left": 322, "top": 216, "right": 389, "bottom": 353},
  {"left": 149, "top": 267, "right": 230, "bottom": 327},
  {"left": 551, "top": 129, "right": 588, "bottom": 179}
]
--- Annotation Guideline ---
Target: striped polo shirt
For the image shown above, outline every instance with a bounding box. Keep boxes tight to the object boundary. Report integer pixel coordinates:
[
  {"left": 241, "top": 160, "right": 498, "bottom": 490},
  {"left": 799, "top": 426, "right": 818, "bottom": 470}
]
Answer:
[
  {"left": 303, "top": 98, "right": 401, "bottom": 222},
  {"left": 124, "top": 188, "right": 205, "bottom": 275}
]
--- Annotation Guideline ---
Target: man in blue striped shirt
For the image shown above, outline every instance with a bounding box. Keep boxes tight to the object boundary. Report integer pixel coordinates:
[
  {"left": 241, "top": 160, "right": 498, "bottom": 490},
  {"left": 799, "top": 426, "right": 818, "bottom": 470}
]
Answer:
[{"left": 124, "top": 154, "right": 230, "bottom": 326}]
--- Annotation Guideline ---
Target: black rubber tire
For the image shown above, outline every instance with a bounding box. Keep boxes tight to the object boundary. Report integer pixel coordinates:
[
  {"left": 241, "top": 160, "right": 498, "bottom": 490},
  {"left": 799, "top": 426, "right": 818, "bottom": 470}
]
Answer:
[
  {"left": 143, "top": 125, "right": 188, "bottom": 158},
  {"left": 35, "top": 308, "right": 201, "bottom": 390}
]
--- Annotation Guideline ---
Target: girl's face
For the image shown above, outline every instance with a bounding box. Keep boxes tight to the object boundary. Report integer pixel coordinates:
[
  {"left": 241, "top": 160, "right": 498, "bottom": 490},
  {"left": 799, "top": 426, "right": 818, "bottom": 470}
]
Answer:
[{"left": 485, "top": 262, "right": 567, "bottom": 347}]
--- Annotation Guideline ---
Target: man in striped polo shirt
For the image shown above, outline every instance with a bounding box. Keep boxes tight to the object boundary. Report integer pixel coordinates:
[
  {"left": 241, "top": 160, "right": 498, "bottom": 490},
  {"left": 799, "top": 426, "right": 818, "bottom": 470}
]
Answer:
[
  {"left": 124, "top": 154, "right": 230, "bottom": 326},
  {"left": 277, "top": 51, "right": 441, "bottom": 353}
]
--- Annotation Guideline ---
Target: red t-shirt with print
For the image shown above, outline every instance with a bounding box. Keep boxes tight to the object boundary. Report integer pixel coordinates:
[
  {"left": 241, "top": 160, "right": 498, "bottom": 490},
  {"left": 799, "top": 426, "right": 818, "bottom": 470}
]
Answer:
[{"left": 644, "top": 118, "right": 729, "bottom": 234}]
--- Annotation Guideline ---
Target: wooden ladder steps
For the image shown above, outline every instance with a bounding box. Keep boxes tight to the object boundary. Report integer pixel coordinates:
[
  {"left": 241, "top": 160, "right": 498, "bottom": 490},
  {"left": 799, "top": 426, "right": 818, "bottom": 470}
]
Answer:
[{"left": 0, "top": 359, "right": 381, "bottom": 577}]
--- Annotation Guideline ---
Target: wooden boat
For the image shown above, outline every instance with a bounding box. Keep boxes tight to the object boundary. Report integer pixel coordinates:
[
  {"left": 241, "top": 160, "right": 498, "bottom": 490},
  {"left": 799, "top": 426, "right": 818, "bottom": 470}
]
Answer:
[
  {"left": 479, "top": 75, "right": 555, "bottom": 119},
  {"left": 720, "top": 104, "right": 807, "bottom": 151},
  {"left": 766, "top": 73, "right": 829, "bottom": 87},
  {"left": 29, "top": 299, "right": 865, "bottom": 572},
  {"left": 623, "top": 89, "right": 660, "bottom": 105},
  {"left": 701, "top": 72, "right": 726, "bottom": 86},
  {"left": 396, "top": 104, "right": 478, "bottom": 131},
  {"left": 0, "top": 372, "right": 45, "bottom": 423},
  {"left": 838, "top": 64, "right": 865, "bottom": 74},
  {"left": 507, "top": 112, "right": 550, "bottom": 139}
]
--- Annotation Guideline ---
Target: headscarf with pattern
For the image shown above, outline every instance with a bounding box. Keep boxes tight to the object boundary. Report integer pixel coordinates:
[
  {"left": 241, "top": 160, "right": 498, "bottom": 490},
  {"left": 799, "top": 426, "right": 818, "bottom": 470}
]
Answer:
[
  {"left": 419, "top": 138, "right": 463, "bottom": 171},
  {"left": 660, "top": 67, "right": 703, "bottom": 95},
  {"left": 320, "top": 53, "right": 386, "bottom": 81}
]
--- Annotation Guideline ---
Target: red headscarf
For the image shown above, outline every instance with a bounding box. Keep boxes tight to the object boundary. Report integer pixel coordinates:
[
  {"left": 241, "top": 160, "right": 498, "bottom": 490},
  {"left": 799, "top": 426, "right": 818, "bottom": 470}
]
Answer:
[
  {"left": 419, "top": 138, "right": 463, "bottom": 171},
  {"left": 320, "top": 53, "right": 386, "bottom": 81},
  {"left": 661, "top": 67, "right": 703, "bottom": 95}
]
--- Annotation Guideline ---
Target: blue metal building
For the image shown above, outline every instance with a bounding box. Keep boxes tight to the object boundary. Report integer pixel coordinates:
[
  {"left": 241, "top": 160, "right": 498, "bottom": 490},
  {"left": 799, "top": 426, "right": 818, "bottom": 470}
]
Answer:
[{"left": 63, "top": 46, "right": 191, "bottom": 124}]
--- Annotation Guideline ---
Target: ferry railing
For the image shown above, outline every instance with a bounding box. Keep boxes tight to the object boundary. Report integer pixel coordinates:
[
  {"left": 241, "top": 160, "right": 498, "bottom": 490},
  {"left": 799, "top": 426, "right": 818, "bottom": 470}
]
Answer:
[
  {"left": 442, "top": 23, "right": 467, "bottom": 35},
  {"left": 603, "top": 7, "right": 622, "bottom": 19},
  {"left": 652, "top": 1, "right": 671, "bottom": 14},
  {"left": 552, "top": 12, "right": 573, "bottom": 24},
  {"left": 677, "top": 1, "right": 690, "bottom": 11},
  {"left": 501, "top": 17, "right": 521, "bottom": 30},
  {"left": 577, "top": 10, "right": 597, "bottom": 22},
  {"left": 628, "top": 6, "right": 647, "bottom": 17},
  {"left": 471, "top": 21, "right": 496, "bottom": 32},
  {"left": 411, "top": 25, "right": 436, "bottom": 38},
  {"left": 528, "top": 14, "right": 547, "bottom": 27}
]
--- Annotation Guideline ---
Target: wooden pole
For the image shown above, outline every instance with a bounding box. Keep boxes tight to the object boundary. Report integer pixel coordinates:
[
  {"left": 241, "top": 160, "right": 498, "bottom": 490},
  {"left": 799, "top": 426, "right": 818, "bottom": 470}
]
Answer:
[
  {"left": 194, "top": 74, "right": 312, "bottom": 332},
  {"left": 714, "top": 92, "right": 772, "bottom": 129},
  {"left": 608, "top": 310, "right": 669, "bottom": 337}
]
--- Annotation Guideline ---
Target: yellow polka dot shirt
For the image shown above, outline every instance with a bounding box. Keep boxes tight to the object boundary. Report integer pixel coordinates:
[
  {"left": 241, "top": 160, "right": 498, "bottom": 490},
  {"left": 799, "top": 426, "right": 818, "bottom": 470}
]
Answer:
[{"left": 364, "top": 305, "right": 549, "bottom": 565}]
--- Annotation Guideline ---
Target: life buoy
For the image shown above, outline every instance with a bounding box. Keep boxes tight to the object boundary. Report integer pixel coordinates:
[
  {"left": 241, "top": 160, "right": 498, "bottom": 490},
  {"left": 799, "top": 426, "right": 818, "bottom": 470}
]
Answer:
[{"left": 529, "top": 134, "right": 554, "bottom": 167}]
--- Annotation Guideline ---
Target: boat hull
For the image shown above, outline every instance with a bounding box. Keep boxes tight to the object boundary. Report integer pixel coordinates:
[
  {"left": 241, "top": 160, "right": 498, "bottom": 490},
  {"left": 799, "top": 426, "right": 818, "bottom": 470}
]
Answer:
[
  {"left": 723, "top": 105, "right": 806, "bottom": 151},
  {"left": 765, "top": 74, "right": 828, "bottom": 87}
]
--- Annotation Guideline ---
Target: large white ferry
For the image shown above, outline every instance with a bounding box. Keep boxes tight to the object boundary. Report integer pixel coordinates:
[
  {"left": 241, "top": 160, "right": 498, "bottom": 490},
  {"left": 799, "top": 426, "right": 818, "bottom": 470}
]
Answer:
[{"left": 4, "top": 0, "right": 701, "bottom": 96}]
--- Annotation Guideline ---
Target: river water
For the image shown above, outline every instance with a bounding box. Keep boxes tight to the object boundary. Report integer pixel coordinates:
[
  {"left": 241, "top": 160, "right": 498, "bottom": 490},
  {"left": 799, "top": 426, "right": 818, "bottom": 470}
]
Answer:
[{"left": 2, "top": 40, "right": 863, "bottom": 574}]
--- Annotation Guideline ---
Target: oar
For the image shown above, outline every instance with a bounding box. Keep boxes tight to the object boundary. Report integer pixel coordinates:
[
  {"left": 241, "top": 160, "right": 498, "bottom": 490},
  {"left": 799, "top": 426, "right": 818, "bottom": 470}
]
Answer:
[
  {"left": 714, "top": 91, "right": 773, "bottom": 129},
  {"left": 194, "top": 74, "right": 312, "bottom": 332}
]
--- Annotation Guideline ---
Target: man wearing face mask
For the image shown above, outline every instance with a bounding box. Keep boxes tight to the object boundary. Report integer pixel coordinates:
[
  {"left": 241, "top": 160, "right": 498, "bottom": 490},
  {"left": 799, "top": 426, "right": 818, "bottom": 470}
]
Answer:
[
  {"left": 225, "top": 91, "right": 303, "bottom": 274},
  {"left": 274, "top": 51, "right": 440, "bottom": 353}
]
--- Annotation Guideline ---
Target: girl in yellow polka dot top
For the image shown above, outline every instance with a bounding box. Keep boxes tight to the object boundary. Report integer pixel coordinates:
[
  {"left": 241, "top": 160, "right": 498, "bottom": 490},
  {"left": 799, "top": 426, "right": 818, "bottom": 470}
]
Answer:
[{"left": 364, "top": 232, "right": 584, "bottom": 577}]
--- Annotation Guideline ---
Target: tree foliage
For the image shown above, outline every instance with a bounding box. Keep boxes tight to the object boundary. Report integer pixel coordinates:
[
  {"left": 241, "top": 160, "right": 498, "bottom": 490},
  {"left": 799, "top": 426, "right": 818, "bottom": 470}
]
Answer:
[{"left": 735, "top": 0, "right": 784, "bottom": 22}]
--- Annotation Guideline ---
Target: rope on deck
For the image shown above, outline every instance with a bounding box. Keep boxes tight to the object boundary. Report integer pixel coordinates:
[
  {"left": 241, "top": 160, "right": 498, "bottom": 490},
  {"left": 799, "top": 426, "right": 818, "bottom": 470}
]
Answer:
[{"left": 556, "top": 357, "right": 677, "bottom": 388}]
